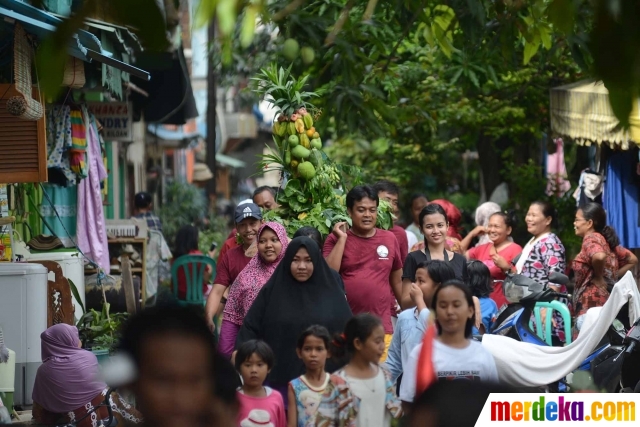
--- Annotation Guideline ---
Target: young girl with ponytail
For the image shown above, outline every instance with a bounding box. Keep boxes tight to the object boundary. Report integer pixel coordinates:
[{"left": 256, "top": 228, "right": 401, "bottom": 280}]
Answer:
[
  {"left": 315, "top": 314, "right": 402, "bottom": 427},
  {"left": 572, "top": 203, "right": 638, "bottom": 330}
]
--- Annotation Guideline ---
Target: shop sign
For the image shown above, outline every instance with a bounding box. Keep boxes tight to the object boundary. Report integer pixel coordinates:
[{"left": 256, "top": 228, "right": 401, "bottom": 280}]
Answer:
[{"left": 86, "top": 102, "right": 132, "bottom": 141}]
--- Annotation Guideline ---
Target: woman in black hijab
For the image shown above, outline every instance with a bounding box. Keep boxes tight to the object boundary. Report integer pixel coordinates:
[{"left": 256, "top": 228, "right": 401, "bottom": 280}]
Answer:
[{"left": 235, "top": 236, "right": 353, "bottom": 406}]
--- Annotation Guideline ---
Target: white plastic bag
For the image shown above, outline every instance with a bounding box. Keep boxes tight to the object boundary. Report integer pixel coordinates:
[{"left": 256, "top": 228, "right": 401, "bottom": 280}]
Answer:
[{"left": 0, "top": 396, "right": 11, "bottom": 424}]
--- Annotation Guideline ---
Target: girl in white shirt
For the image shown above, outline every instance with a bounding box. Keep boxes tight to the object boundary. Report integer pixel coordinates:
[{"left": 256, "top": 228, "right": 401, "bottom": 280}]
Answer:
[
  {"left": 400, "top": 280, "right": 499, "bottom": 403},
  {"left": 315, "top": 314, "right": 402, "bottom": 427}
]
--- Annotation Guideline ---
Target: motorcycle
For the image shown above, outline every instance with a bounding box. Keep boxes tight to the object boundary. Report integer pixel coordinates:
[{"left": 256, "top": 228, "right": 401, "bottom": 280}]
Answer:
[
  {"left": 492, "top": 271, "right": 573, "bottom": 345},
  {"left": 619, "top": 317, "right": 640, "bottom": 392},
  {"left": 490, "top": 270, "right": 637, "bottom": 392}
]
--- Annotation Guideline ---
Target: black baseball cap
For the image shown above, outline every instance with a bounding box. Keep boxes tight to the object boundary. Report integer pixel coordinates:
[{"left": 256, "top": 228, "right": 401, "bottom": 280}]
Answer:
[
  {"left": 134, "top": 192, "right": 153, "bottom": 209},
  {"left": 234, "top": 202, "right": 262, "bottom": 223}
]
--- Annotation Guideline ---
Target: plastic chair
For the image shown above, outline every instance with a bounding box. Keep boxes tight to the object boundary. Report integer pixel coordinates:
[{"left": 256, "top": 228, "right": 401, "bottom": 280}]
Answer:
[
  {"left": 171, "top": 255, "right": 216, "bottom": 307},
  {"left": 529, "top": 301, "right": 573, "bottom": 346}
]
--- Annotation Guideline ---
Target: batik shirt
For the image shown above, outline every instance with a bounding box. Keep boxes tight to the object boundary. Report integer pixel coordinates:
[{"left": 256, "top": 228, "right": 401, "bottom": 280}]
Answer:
[{"left": 520, "top": 233, "right": 568, "bottom": 342}]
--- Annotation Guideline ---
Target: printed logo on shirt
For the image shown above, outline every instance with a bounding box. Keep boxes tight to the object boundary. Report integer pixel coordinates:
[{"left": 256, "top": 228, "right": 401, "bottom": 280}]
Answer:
[
  {"left": 377, "top": 245, "right": 389, "bottom": 259},
  {"left": 438, "top": 370, "right": 482, "bottom": 381},
  {"left": 240, "top": 409, "right": 274, "bottom": 427}
]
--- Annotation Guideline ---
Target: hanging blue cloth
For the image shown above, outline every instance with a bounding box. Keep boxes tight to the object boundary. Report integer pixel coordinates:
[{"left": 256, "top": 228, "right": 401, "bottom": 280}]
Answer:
[
  {"left": 40, "top": 183, "right": 78, "bottom": 248},
  {"left": 603, "top": 152, "right": 640, "bottom": 248}
]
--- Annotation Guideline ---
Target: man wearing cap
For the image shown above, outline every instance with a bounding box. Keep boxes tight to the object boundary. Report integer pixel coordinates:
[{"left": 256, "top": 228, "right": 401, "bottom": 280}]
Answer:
[
  {"left": 217, "top": 188, "right": 279, "bottom": 261},
  {"left": 133, "top": 192, "right": 162, "bottom": 232},
  {"left": 217, "top": 199, "right": 254, "bottom": 262},
  {"left": 205, "top": 202, "right": 263, "bottom": 336}
]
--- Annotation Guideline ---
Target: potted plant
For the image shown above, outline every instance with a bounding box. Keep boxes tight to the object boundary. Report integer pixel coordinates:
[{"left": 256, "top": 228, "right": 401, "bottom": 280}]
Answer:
[{"left": 69, "top": 280, "right": 128, "bottom": 362}]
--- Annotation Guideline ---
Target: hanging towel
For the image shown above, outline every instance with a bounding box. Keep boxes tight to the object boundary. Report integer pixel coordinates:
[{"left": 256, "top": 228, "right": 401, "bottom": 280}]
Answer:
[
  {"left": 76, "top": 109, "right": 109, "bottom": 273},
  {"left": 40, "top": 183, "right": 77, "bottom": 248},
  {"left": 69, "top": 109, "right": 88, "bottom": 178},
  {"left": 482, "top": 272, "right": 640, "bottom": 387},
  {"left": 546, "top": 138, "right": 572, "bottom": 197}
]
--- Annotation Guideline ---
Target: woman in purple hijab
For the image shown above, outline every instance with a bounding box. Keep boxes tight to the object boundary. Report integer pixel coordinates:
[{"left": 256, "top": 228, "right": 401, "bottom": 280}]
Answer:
[{"left": 32, "top": 324, "right": 142, "bottom": 426}]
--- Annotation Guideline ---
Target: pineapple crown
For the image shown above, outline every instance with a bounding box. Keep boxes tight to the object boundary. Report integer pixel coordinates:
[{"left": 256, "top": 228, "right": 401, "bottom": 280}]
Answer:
[{"left": 251, "top": 64, "right": 320, "bottom": 117}]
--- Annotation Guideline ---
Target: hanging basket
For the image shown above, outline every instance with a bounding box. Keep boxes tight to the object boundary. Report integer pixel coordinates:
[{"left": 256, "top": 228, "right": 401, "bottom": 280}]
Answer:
[
  {"left": 8, "top": 24, "right": 44, "bottom": 121},
  {"left": 62, "top": 56, "right": 86, "bottom": 89}
]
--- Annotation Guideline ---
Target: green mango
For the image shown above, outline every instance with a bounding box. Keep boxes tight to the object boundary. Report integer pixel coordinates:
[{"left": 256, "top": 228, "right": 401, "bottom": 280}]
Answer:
[
  {"left": 282, "top": 39, "right": 299, "bottom": 61},
  {"left": 291, "top": 145, "right": 311, "bottom": 160},
  {"left": 298, "top": 161, "right": 316, "bottom": 180}
]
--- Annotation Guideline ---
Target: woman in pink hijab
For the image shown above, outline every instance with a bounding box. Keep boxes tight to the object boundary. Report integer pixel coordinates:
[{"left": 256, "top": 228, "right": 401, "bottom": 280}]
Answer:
[
  {"left": 32, "top": 324, "right": 141, "bottom": 426},
  {"left": 218, "top": 222, "right": 289, "bottom": 358}
]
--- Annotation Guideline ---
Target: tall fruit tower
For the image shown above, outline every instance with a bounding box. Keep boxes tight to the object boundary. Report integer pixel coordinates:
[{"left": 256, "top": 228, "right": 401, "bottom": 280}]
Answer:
[{"left": 253, "top": 65, "right": 392, "bottom": 237}]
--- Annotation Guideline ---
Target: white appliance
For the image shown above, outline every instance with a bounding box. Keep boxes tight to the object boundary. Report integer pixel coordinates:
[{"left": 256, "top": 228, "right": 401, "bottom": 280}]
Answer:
[
  {"left": 26, "top": 251, "right": 86, "bottom": 322},
  {"left": 0, "top": 263, "right": 48, "bottom": 406}
]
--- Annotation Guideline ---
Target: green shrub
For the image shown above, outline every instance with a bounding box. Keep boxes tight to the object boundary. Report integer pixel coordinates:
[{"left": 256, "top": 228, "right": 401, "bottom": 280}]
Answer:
[
  {"left": 504, "top": 159, "right": 581, "bottom": 258},
  {"left": 158, "top": 181, "right": 208, "bottom": 249}
]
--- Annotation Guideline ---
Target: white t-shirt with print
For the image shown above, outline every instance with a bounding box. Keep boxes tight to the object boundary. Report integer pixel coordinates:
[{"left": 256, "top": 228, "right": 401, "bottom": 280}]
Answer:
[{"left": 399, "top": 339, "right": 499, "bottom": 402}]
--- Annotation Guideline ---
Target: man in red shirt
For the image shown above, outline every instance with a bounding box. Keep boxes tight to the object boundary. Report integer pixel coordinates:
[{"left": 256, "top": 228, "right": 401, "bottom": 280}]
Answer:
[
  {"left": 323, "top": 185, "right": 403, "bottom": 362},
  {"left": 205, "top": 202, "right": 263, "bottom": 333},
  {"left": 373, "top": 180, "right": 409, "bottom": 327},
  {"left": 373, "top": 180, "right": 409, "bottom": 262},
  {"left": 217, "top": 199, "right": 253, "bottom": 262},
  {"left": 218, "top": 188, "right": 280, "bottom": 261}
]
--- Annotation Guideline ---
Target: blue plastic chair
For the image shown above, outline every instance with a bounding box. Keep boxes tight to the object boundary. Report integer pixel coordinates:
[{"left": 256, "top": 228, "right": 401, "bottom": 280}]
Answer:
[
  {"left": 171, "top": 255, "right": 216, "bottom": 307},
  {"left": 529, "top": 300, "right": 572, "bottom": 346}
]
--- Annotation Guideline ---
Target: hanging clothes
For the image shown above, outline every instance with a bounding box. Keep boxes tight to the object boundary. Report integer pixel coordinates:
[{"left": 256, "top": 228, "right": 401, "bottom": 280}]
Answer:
[
  {"left": 76, "top": 108, "right": 110, "bottom": 272},
  {"left": 573, "top": 170, "right": 604, "bottom": 208},
  {"left": 46, "top": 105, "right": 76, "bottom": 187},
  {"left": 603, "top": 151, "right": 640, "bottom": 249},
  {"left": 40, "top": 183, "right": 77, "bottom": 248},
  {"left": 546, "top": 138, "right": 572, "bottom": 197},
  {"left": 69, "top": 109, "right": 88, "bottom": 178}
]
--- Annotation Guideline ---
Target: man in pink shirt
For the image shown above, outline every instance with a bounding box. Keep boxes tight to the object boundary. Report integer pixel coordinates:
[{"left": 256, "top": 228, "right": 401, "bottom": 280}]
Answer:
[{"left": 323, "top": 185, "right": 403, "bottom": 362}]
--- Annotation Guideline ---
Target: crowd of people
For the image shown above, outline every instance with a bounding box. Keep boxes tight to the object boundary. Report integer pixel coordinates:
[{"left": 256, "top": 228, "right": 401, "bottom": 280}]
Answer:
[{"left": 26, "top": 180, "right": 639, "bottom": 427}]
